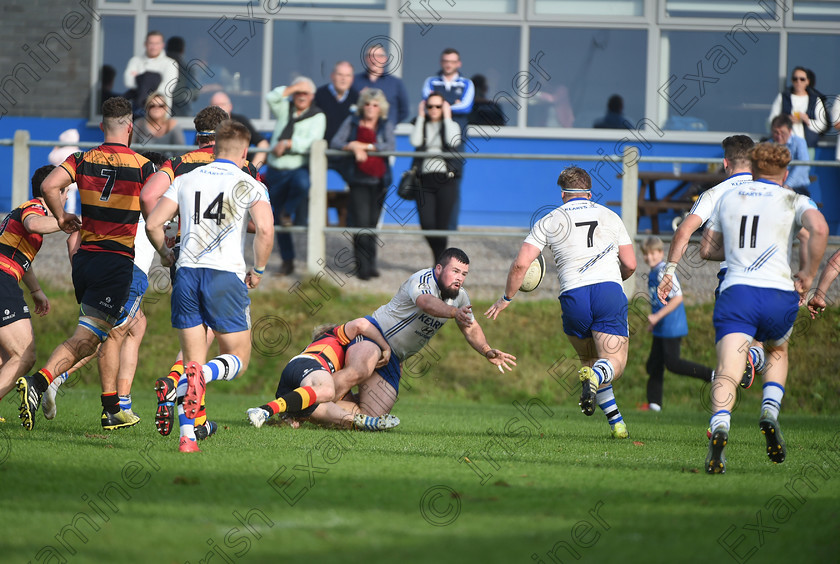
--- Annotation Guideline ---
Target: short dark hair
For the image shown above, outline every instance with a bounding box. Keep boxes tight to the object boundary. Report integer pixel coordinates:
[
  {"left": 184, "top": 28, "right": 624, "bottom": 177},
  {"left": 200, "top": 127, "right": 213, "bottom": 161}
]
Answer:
[
  {"left": 471, "top": 74, "right": 488, "bottom": 96},
  {"left": 166, "top": 36, "right": 185, "bottom": 55},
  {"left": 146, "top": 31, "right": 164, "bottom": 41},
  {"left": 607, "top": 95, "right": 623, "bottom": 113},
  {"left": 721, "top": 135, "right": 754, "bottom": 164},
  {"left": 770, "top": 114, "right": 793, "bottom": 130},
  {"left": 102, "top": 96, "right": 132, "bottom": 119},
  {"left": 441, "top": 48, "right": 460, "bottom": 59},
  {"left": 31, "top": 165, "right": 55, "bottom": 199},
  {"left": 437, "top": 248, "right": 470, "bottom": 268},
  {"left": 557, "top": 166, "right": 592, "bottom": 192},
  {"left": 194, "top": 105, "right": 230, "bottom": 144},
  {"left": 140, "top": 151, "right": 167, "bottom": 169}
]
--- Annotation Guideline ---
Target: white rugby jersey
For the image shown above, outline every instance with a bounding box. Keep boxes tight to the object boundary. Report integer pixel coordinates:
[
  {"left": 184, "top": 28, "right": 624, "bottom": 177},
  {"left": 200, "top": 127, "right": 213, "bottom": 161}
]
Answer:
[
  {"left": 133, "top": 217, "right": 155, "bottom": 276},
  {"left": 163, "top": 160, "right": 269, "bottom": 278},
  {"left": 371, "top": 268, "right": 470, "bottom": 362},
  {"left": 524, "top": 198, "right": 632, "bottom": 294},
  {"left": 689, "top": 172, "right": 753, "bottom": 271},
  {"left": 708, "top": 179, "right": 817, "bottom": 293}
]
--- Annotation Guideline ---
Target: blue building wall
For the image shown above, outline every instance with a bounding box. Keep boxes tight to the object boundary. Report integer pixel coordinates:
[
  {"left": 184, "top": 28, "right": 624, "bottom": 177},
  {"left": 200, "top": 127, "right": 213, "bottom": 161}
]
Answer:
[{"left": 4, "top": 117, "right": 838, "bottom": 233}]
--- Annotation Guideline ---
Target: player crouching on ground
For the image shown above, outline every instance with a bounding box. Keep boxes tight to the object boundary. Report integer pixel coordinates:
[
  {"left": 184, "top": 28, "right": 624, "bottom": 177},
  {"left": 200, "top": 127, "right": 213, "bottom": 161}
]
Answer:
[
  {"left": 486, "top": 166, "right": 636, "bottom": 439},
  {"left": 246, "top": 317, "right": 400, "bottom": 431},
  {"left": 700, "top": 143, "right": 827, "bottom": 474}
]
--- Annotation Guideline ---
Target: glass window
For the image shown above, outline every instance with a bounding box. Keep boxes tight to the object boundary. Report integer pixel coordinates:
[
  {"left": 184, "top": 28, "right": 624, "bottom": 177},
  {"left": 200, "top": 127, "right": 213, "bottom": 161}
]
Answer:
[
  {"left": 793, "top": 1, "right": 840, "bottom": 21},
  {"left": 787, "top": 33, "right": 840, "bottom": 131},
  {"left": 152, "top": 0, "right": 385, "bottom": 7},
  {"left": 527, "top": 28, "right": 647, "bottom": 129},
  {"left": 143, "top": 16, "right": 266, "bottom": 119},
  {"left": 271, "top": 21, "right": 389, "bottom": 89},
  {"left": 102, "top": 16, "right": 135, "bottom": 94},
  {"left": 399, "top": 0, "right": 515, "bottom": 19},
  {"left": 665, "top": 1, "right": 777, "bottom": 18},
  {"left": 659, "top": 30, "right": 780, "bottom": 134},
  {"left": 535, "top": 0, "right": 642, "bottom": 17},
  {"left": 401, "top": 24, "right": 521, "bottom": 126}
]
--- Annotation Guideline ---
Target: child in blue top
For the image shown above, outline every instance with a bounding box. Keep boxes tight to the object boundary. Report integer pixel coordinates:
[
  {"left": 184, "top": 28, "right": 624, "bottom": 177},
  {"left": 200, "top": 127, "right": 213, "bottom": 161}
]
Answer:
[{"left": 643, "top": 236, "right": 713, "bottom": 411}]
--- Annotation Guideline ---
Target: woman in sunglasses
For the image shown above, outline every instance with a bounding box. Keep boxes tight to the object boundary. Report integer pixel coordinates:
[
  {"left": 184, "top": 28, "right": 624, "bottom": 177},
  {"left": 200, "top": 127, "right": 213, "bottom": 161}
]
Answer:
[
  {"left": 768, "top": 66, "right": 828, "bottom": 156},
  {"left": 330, "top": 88, "right": 396, "bottom": 280},
  {"left": 133, "top": 92, "right": 185, "bottom": 158},
  {"left": 409, "top": 92, "right": 462, "bottom": 263}
]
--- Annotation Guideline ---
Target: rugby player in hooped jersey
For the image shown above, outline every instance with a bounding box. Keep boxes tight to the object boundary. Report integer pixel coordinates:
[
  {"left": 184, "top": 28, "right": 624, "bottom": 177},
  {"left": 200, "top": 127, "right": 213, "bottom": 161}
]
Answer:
[
  {"left": 486, "top": 166, "right": 636, "bottom": 440},
  {"left": 145, "top": 119, "right": 274, "bottom": 453},
  {"left": 17, "top": 97, "right": 157, "bottom": 432},
  {"left": 700, "top": 142, "right": 827, "bottom": 474}
]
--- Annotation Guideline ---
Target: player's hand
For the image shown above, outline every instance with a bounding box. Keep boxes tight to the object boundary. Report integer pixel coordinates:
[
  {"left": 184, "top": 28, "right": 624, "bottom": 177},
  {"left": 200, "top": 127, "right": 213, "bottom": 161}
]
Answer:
[
  {"left": 158, "top": 249, "right": 175, "bottom": 268},
  {"left": 376, "top": 346, "right": 391, "bottom": 369},
  {"left": 31, "top": 289, "right": 50, "bottom": 316},
  {"left": 455, "top": 305, "right": 475, "bottom": 326},
  {"left": 484, "top": 297, "right": 510, "bottom": 320},
  {"left": 657, "top": 274, "right": 673, "bottom": 305},
  {"left": 793, "top": 270, "right": 813, "bottom": 302},
  {"left": 647, "top": 313, "right": 658, "bottom": 333},
  {"left": 246, "top": 268, "right": 263, "bottom": 289},
  {"left": 58, "top": 213, "right": 81, "bottom": 234},
  {"left": 486, "top": 348, "right": 517, "bottom": 372},
  {"left": 808, "top": 292, "right": 827, "bottom": 319}
]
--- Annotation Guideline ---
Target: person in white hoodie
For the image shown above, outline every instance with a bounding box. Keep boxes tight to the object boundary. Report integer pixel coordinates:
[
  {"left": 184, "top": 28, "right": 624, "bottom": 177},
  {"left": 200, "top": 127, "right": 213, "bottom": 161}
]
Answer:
[
  {"left": 47, "top": 129, "right": 80, "bottom": 214},
  {"left": 124, "top": 31, "right": 178, "bottom": 111}
]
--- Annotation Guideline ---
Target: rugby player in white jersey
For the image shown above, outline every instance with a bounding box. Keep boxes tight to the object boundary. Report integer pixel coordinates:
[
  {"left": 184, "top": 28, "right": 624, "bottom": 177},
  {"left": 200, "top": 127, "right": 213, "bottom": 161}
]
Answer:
[
  {"left": 145, "top": 120, "right": 274, "bottom": 453},
  {"left": 659, "top": 135, "right": 779, "bottom": 391},
  {"left": 486, "top": 166, "right": 636, "bottom": 439},
  {"left": 326, "top": 248, "right": 516, "bottom": 418},
  {"left": 700, "top": 143, "right": 827, "bottom": 474}
]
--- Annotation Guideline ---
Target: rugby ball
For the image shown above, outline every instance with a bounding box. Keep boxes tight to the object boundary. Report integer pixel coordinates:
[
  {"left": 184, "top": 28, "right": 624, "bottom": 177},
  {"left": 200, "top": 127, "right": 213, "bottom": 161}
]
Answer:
[{"left": 520, "top": 254, "right": 546, "bottom": 292}]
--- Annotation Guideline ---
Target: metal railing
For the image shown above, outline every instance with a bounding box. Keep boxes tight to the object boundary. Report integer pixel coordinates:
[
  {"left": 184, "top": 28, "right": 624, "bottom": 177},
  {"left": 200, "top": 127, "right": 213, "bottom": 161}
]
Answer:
[{"left": 4, "top": 130, "right": 840, "bottom": 281}]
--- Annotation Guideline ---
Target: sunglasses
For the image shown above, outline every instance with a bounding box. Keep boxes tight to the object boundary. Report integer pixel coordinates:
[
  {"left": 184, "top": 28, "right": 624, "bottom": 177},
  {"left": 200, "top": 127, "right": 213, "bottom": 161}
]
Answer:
[
  {"left": 426, "top": 104, "right": 442, "bottom": 109},
  {"left": 365, "top": 102, "right": 380, "bottom": 106},
  {"left": 792, "top": 76, "right": 808, "bottom": 82},
  {"left": 148, "top": 104, "right": 166, "bottom": 108}
]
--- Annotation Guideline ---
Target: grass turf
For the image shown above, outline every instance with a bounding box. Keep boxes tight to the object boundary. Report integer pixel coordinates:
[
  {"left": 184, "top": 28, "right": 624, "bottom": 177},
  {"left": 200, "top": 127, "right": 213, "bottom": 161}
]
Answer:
[{"left": 2, "top": 391, "right": 839, "bottom": 564}]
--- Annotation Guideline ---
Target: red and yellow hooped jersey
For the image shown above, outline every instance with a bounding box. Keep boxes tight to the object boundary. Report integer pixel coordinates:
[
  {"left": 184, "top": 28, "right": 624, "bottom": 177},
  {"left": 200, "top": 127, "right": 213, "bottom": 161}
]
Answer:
[
  {"left": 60, "top": 143, "right": 156, "bottom": 258},
  {"left": 0, "top": 199, "right": 47, "bottom": 281},
  {"left": 300, "top": 324, "right": 352, "bottom": 373}
]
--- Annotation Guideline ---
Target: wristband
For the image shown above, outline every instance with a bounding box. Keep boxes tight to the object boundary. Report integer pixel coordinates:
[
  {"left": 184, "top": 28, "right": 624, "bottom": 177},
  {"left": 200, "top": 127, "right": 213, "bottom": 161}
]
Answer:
[
  {"left": 31, "top": 288, "right": 42, "bottom": 294},
  {"left": 502, "top": 294, "right": 512, "bottom": 302},
  {"left": 252, "top": 266, "right": 265, "bottom": 276},
  {"left": 664, "top": 262, "right": 678, "bottom": 277}
]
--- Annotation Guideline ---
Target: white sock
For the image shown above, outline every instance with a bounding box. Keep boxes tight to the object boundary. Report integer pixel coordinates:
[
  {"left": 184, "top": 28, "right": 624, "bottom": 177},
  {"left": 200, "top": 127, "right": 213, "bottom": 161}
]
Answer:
[
  {"left": 592, "top": 359, "right": 615, "bottom": 386},
  {"left": 176, "top": 375, "right": 195, "bottom": 440},
  {"left": 710, "top": 410, "right": 731, "bottom": 432},
  {"left": 749, "top": 346, "right": 766, "bottom": 374},
  {"left": 761, "top": 382, "right": 784, "bottom": 420},
  {"left": 202, "top": 354, "right": 243, "bottom": 383},
  {"left": 596, "top": 385, "right": 622, "bottom": 425}
]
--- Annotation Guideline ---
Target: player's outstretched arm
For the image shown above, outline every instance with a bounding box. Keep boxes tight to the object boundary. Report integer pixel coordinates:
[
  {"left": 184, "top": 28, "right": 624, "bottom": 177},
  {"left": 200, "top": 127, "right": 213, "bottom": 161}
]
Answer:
[
  {"left": 22, "top": 210, "right": 60, "bottom": 235},
  {"left": 41, "top": 167, "right": 79, "bottom": 233},
  {"left": 486, "top": 242, "right": 541, "bottom": 320},
  {"left": 808, "top": 248, "right": 840, "bottom": 318},
  {"left": 458, "top": 319, "right": 516, "bottom": 372},
  {"left": 21, "top": 269, "right": 49, "bottom": 316},
  {"left": 246, "top": 200, "right": 274, "bottom": 289}
]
